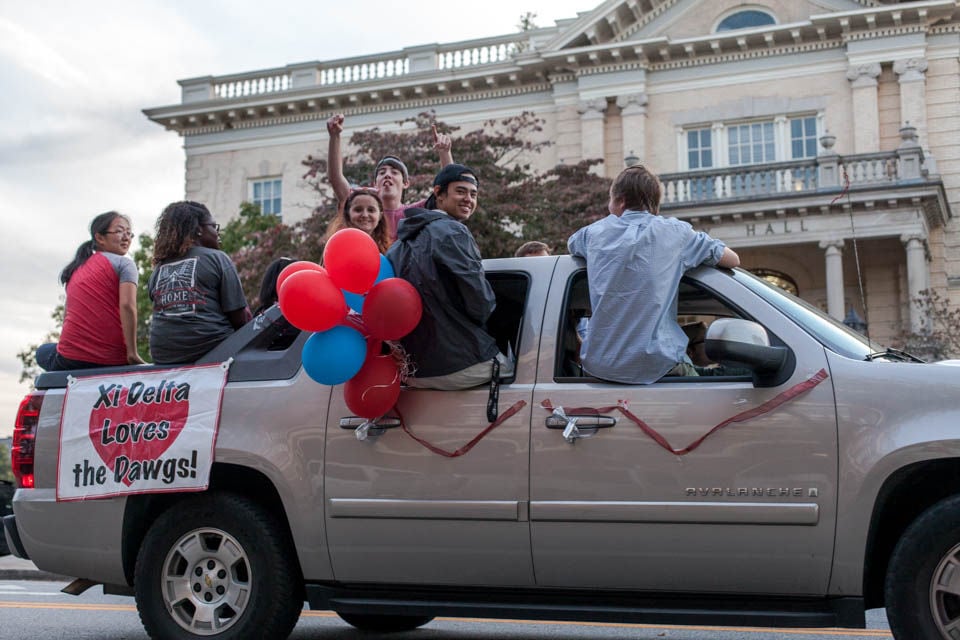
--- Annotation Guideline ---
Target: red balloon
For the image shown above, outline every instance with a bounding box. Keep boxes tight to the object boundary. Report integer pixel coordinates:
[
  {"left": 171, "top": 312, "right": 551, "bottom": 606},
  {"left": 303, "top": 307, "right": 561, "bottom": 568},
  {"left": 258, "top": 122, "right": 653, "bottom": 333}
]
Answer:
[
  {"left": 324, "top": 229, "right": 380, "bottom": 294},
  {"left": 344, "top": 355, "right": 401, "bottom": 419},
  {"left": 278, "top": 269, "right": 347, "bottom": 332},
  {"left": 276, "top": 261, "right": 324, "bottom": 293},
  {"left": 362, "top": 278, "right": 423, "bottom": 341}
]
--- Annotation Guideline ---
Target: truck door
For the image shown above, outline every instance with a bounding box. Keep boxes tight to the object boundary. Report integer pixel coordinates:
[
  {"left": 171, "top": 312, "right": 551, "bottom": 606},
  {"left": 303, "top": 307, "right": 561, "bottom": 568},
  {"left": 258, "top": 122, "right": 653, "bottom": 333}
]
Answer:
[
  {"left": 529, "top": 259, "right": 838, "bottom": 595},
  {"left": 324, "top": 262, "right": 553, "bottom": 587}
]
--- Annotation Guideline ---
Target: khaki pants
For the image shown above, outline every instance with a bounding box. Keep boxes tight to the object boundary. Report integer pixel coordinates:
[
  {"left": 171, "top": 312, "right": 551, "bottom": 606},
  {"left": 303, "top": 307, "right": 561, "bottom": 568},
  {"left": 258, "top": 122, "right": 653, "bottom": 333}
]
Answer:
[{"left": 407, "top": 352, "right": 514, "bottom": 390}]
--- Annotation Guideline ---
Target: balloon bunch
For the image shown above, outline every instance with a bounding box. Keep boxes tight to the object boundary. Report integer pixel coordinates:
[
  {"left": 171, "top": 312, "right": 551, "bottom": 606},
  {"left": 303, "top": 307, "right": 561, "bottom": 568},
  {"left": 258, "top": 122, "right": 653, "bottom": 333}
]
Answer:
[{"left": 277, "top": 229, "right": 422, "bottom": 418}]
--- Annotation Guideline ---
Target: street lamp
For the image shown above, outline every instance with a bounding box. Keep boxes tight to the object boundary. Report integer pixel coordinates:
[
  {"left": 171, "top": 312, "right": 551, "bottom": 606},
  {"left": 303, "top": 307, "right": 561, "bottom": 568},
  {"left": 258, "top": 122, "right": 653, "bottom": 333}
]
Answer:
[{"left": 843, "top": 308, "right": 868, "bottom": 334}]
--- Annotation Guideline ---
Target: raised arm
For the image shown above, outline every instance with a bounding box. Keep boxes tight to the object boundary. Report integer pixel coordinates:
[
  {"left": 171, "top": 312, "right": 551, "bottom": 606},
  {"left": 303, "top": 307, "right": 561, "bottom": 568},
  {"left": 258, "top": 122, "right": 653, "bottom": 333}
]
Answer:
[
  {"left": 327, "top": 114, "right": 352, "bottom": 204},
  {"left": 433, "top": 124, "right": 454, "bottom": 167}
]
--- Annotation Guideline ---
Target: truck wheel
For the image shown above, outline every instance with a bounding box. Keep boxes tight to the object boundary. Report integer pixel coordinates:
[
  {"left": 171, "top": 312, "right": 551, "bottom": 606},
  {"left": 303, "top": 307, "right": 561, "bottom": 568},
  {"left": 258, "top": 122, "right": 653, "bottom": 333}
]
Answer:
[
  {"left": 135, "top": 493, "right": 302, "bottom": 640},
  {"left": 886, "top": 494, "right": 960, "bottom": 640},
  {"left": 337, "top": 612, "right": 435, "bottom": 632}
]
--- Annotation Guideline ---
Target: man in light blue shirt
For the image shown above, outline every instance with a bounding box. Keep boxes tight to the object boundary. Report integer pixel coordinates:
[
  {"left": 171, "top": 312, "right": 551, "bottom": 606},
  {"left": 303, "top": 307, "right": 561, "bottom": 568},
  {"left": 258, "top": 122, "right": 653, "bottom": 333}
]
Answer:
[{"left": 568, "top": 164, "right": 740, "bottom": 384}]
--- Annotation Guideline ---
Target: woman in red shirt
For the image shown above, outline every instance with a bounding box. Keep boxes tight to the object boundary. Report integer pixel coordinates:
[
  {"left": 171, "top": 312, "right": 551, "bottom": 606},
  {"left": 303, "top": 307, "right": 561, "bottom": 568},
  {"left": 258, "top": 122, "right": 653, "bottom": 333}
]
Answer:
[{"left": 43, "top": 211, "right": 145, "bottom": 370}]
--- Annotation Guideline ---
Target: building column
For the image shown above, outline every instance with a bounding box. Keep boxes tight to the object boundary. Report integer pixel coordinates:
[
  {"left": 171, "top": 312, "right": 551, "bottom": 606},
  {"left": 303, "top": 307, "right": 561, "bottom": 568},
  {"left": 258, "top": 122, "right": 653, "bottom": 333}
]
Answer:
[
  {"left": 616, "top": 93, "right": 647, "bottom": 171},
  {"left": 845, "top": 63, "right": 881, "bottom": 153},
  {"left": 893, "top": 58, "right": 929, "bottom": 151},
  {"left": 819, "top": 239, "right": 846, "bottom": 321},
  {"left": 578, "top": 98, "right": 607, "bottom": 175},
  {"left": 901, "top": 234, "right": 929, "bottom": 333}
]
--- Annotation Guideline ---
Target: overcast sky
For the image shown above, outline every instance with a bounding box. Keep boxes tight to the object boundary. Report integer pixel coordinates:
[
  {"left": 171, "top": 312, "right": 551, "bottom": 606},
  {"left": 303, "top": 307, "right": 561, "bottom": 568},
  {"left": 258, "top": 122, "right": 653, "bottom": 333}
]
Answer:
[{"left": 0, "top": 0, "right": 593, "bottom": 437}]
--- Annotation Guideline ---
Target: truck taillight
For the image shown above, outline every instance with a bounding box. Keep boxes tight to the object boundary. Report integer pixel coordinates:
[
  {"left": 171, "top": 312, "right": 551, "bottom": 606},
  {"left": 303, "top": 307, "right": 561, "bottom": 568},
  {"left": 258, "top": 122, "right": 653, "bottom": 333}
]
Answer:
[{"left": 12, "top": 391, "right": 44, "bottom": 489}]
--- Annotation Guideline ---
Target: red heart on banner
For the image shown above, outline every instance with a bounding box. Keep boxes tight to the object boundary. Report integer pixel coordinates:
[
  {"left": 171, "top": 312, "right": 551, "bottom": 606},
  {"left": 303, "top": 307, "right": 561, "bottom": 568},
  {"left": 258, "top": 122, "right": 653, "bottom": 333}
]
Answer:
[{"left": 88, "top": 385, "right": 190, "bottom": 486}]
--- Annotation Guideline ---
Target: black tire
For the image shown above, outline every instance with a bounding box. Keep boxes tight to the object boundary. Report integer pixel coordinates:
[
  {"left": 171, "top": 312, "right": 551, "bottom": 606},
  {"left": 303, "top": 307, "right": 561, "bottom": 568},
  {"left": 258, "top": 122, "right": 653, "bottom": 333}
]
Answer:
[
  {"left": 885, "top": 494, "right": 960, "bottom": 640},
  {"left": 337, "top": 612, "right": 435, "bottom": 632},
  {"left": 135, "top": 492, "right": 302, "bottom": 640}
]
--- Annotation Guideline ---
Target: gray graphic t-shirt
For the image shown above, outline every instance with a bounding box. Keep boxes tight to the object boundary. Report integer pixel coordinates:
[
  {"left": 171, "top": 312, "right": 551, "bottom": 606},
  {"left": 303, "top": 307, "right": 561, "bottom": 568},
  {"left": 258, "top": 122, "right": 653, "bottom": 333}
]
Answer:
[{"left": 148, "top": 246, "right": 248, "bottom": 364}]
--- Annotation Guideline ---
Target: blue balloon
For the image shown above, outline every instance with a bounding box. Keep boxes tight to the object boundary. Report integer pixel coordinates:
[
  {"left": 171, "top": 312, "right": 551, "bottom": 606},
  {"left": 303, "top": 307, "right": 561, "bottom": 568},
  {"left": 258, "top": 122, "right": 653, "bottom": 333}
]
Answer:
[
  {"left": 343, "top": 290, "right": 365, "bottom": 313},
  {"left": 301, "top": 325, "right": 367, "bottom": 386},
  {"left": 375, "top": 254, "right": 395, "bottom": 284},
  {"left": 341, "top": 256, "right": 393, "bottom": 313}
]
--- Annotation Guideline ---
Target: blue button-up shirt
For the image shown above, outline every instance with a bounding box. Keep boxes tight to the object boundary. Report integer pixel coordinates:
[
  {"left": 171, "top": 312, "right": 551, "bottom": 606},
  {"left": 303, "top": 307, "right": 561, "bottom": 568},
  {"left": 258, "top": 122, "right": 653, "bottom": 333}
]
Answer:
[{"left": 568, "top": 210, "right": 726, "bottom": 384}]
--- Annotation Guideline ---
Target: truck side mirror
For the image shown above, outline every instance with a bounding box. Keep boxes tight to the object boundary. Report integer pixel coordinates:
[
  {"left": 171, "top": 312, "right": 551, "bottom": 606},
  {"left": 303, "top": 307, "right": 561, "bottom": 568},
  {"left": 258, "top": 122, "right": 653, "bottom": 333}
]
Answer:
[{"left": 704, "top": 319, "right": 794, "bottom": 388}]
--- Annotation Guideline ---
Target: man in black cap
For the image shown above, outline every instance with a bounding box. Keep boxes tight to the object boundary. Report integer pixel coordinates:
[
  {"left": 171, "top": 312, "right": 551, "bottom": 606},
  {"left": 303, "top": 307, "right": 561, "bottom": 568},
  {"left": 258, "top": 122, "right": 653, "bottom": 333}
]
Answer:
[
  {"left": 387, "top": 164, "right": 511, "bottom": 390},
  {"left": 326, "top": 113, "right": 453, "bottom": 241}
]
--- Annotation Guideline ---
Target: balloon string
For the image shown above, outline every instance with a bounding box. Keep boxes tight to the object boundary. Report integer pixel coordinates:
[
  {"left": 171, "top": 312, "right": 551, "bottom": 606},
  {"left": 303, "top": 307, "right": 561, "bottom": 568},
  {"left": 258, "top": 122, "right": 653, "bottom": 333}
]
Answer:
[
  {"left": 541, "top": 368, "right": 828, "bottom": 456},
  {"left": 396, "top": 400, "right": 527, "bottom": 458}
]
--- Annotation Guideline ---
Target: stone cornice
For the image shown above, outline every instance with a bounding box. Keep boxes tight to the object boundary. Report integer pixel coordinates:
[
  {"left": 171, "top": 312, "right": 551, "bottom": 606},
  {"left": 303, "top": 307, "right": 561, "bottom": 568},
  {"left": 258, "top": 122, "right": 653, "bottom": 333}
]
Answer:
[
  {"left": 157, "top": 82, "right": 553, "bottom": 137},
  {"left": 144, "top": 0, "right": 960, "bottom": 136}
]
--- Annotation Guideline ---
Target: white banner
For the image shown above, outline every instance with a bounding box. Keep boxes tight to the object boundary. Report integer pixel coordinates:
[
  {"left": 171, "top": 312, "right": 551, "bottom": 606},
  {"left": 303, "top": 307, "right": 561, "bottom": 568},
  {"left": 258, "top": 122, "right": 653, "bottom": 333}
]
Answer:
[{"left": 56, "top": 362, "right": 229, "bottom": 501}]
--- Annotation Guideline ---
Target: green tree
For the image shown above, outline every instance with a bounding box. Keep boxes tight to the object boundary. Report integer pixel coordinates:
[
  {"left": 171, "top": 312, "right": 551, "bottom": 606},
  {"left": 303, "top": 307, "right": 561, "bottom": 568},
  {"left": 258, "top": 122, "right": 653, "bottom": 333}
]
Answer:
[
  {"left": 219, "top": 201, "right": 282, "bottom": 255},
  {"left": 133, "top": 233, "right": 154, "bottom": 361},
  {"left": 0, "top": 443, "right": 13, "bottom": 483}
]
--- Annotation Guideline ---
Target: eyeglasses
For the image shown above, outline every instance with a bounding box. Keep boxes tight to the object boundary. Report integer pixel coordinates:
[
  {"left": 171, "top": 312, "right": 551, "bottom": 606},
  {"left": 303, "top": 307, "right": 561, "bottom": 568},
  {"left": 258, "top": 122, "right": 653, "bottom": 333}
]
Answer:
[
  {"left": 201, "top": 222, "right": 221, "bottom": 233},
  {"left": 105, "top": 229, "right": 134, "bottom": 239}
]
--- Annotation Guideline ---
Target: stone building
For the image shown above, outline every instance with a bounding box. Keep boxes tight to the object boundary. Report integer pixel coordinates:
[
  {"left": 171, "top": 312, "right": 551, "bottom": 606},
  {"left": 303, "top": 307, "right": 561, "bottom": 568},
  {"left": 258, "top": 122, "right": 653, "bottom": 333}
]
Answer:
[{"left": 144, "top": 0, "right": 960, "bottom": 346}]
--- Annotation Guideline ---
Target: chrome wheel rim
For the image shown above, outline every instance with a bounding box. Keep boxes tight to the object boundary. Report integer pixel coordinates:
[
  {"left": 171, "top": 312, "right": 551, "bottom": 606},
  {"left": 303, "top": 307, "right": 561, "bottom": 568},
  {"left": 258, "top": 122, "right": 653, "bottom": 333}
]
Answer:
[
  {"left": 160, "top": 527, "right": 251, "bottom": 636},
  {"left": 930, "top": 541, "right": 960, "bottom": 639}
]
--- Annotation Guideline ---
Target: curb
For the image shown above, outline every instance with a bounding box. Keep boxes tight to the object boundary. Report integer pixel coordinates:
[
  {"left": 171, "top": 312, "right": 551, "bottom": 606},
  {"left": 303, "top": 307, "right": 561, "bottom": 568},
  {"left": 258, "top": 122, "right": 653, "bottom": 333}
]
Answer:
[{"left": 0, "top": 568, "right": 72, "bottom": 582}]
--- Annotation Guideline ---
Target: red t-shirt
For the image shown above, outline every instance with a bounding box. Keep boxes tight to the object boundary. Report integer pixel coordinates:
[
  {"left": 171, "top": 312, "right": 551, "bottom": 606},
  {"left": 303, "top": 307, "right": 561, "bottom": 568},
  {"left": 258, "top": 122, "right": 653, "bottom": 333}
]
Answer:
[
  {"left": 58, "top": 253, "right": 129, "bottom": 365},
  {"left": 383, "top": 199, "right": 426, "bottom": 241}
]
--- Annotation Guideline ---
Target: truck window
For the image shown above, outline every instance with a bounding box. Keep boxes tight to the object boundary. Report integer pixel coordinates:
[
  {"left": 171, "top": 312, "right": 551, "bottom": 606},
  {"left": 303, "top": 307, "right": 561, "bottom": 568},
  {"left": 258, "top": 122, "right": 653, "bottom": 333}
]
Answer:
[
  {"left": 485, "top": 271, "right": 530, "bottom": 364},
  {"left": 555, "top": 270, "right": 750, "bottom": 383}
]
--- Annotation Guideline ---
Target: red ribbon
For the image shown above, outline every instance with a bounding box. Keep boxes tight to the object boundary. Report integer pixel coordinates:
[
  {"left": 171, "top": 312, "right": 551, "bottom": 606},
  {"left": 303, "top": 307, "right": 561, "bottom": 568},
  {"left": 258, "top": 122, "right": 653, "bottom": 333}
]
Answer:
[
  {"left": 395, "top": 400, "right": 527, "bottom": 458},
  {"left": 541, "top": 368, "right": 829, "bottom": 456}
]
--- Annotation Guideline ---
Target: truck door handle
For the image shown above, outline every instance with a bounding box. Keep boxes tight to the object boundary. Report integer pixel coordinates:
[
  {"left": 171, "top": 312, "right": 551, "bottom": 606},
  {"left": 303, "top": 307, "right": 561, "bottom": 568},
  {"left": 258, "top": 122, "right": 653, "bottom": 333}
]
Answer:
[
  {"left": 339, "top": 417, "right": 401, "bottom": 440},
  {"left": 339, "top": 417, "right": 401, "bottom": 429},
  {"left": 545, "top": 414, "right": 616, "bottom": 444},
  {"left": 545, "top": 415, "right": 617, "bottom": 428}
]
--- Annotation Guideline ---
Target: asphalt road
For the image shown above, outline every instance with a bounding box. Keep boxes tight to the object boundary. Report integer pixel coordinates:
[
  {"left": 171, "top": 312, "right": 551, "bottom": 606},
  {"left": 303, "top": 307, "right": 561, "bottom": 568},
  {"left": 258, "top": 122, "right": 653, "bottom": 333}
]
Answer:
[{"left": 0, "top": 578, "right": 893, "bottom": 640}]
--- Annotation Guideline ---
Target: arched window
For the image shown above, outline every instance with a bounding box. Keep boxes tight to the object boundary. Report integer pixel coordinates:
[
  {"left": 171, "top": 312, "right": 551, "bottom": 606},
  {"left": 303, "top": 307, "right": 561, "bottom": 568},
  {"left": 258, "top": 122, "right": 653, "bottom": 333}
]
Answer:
[
  {"left": 716, "top": 9, "right": 776, "bottom": 32},
  {"left": 750, "top": 268, "right": 798, "bottom": 296}
]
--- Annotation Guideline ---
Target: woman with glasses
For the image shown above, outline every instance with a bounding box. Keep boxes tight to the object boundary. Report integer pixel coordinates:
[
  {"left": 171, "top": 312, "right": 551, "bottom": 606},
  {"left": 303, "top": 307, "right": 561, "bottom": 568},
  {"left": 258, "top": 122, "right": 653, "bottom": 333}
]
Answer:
[
  {"left": 148, "top": 201, "right": 251, "bottom": 364},
  {"left": 40, "top": 211, "right": 145, "bottom": 370}
]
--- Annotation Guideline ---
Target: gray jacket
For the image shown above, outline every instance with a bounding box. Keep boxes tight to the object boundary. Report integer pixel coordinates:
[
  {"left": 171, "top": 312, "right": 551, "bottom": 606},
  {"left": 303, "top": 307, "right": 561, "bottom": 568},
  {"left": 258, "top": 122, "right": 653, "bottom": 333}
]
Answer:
[{"left": 387, "top": 208, "right": 498, "bottom": 378}]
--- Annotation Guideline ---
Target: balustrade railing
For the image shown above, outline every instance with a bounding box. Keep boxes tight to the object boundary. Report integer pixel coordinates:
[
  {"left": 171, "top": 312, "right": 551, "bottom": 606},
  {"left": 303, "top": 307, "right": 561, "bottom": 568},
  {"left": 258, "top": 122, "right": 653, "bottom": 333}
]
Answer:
[
  {"left": 662, "top": 160, "right": 819, "bottom": 204},
  {"left": 213, "top": 73, "right": 292, "bottom": 99},
  {"left": 660, "top": 150, "right": 913, "bottom": 207},
  {"left": 192, "top": 33, "right": 530, "bottom": 102}
]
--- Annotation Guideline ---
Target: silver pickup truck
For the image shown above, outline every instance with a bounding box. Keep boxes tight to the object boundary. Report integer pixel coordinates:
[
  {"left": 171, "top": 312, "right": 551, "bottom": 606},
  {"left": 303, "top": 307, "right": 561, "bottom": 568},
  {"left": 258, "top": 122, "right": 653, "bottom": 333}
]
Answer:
[{"left": 6, "top": 255, "right": 960, "bottom": 640}]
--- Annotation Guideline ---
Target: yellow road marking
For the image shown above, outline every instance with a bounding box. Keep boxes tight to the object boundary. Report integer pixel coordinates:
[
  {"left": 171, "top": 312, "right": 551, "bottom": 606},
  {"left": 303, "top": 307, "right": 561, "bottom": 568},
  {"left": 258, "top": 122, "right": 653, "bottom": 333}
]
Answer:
[{"left": 0, "top": 602, "right": 892, "bottom": 637}]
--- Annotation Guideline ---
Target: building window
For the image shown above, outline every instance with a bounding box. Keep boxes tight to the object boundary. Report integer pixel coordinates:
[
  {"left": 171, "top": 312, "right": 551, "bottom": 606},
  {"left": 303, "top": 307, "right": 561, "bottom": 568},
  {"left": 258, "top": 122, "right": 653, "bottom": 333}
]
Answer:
[
  {"left": 716, "top": 10, "right": 776, "bottom": 32},
  {"left": 680, "top": 113, "right": 821, "bottom": 171},
  {"left": 251, "top": 178, "right": 282, "bottom": 217},
  {"left": 687, "top": 128, "right": 713, "bottom": 170},
  {"left": 790, "top": 116, "right": 818, "bottom": 159},
  {"left": 728, "top": 121, "right": 775, "bottom": 166}
]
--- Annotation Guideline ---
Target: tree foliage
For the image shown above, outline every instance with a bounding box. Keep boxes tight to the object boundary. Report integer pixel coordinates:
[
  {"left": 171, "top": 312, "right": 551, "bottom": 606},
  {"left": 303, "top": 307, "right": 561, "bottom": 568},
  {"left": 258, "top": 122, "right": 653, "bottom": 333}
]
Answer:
[
  {"left": 298, "top": 111, "right": 611, "bottom": 261},
  {"left": 0, "top": 444, "right": 12, "bottom": 483},
  {"left": 894, "top": 289, "right": 960, "bottom": 361}
]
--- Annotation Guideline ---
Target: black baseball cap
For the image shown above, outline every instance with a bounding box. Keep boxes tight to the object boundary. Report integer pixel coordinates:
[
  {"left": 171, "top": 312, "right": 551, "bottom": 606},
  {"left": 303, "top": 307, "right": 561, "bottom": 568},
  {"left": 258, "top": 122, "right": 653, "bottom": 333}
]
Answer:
[
  {"left": 374, "top": 156, "right": 409, "bottom": 181},
  {"left": 433, "top": 163, "right": 479, "bottom": 188}
]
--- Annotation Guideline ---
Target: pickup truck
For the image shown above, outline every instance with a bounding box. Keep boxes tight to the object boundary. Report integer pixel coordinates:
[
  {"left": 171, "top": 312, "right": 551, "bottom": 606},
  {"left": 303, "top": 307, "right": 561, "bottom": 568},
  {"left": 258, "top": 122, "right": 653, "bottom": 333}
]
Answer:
[{"left": 5, "top": 255, "right": 960, "bottom": 640}]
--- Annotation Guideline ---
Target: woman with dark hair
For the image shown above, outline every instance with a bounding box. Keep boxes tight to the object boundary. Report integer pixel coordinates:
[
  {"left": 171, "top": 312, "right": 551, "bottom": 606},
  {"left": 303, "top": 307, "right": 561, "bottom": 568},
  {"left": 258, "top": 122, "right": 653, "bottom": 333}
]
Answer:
[
  {"left": 41, "top": 211, "right": 144, "bottom": 370},
  {"left": 148, "top": 201, "right": 251, "bottom": 364},
  {"left": 255, "top": 257, "right": 295, "bottom": 315},
  {"left": 323, "top": 187, "right": 391, "bottom": 254}
]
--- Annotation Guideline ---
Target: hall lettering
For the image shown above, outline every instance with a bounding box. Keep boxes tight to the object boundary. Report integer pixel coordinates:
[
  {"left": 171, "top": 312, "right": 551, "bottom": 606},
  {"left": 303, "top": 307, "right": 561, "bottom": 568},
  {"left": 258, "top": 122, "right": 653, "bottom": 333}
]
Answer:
[{"left": 745, "top": 219, "right": 808, "bottom": 236}]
